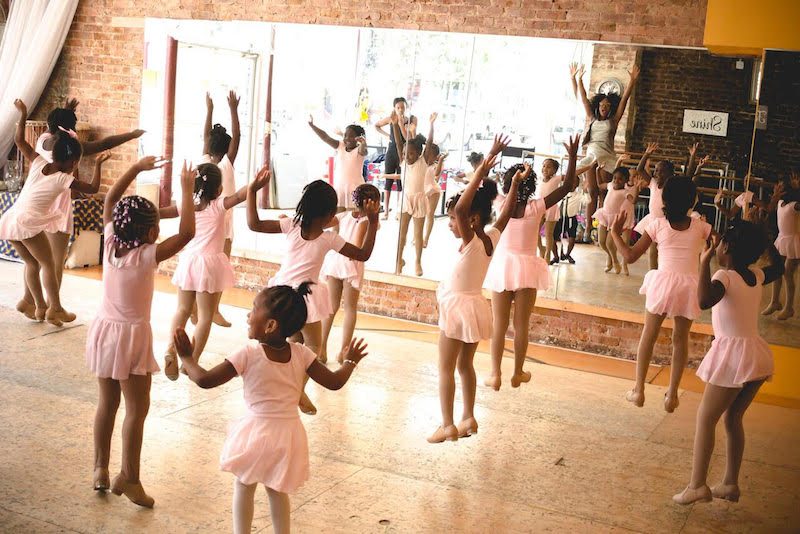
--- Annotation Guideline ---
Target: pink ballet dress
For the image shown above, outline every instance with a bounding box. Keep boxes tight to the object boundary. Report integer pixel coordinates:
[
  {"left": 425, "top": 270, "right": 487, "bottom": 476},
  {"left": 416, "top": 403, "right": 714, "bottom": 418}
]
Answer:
[
  {"left": 424, "top": 164, "right": 442, "bottom": 198},
  {"left": 401, "top": 158, "right": 429, "bottom": 218},
  {"left": 269, "top": 217, "right": 346, "bottom": 323},
  {"left": 539, "top": 175, "right": 562, "bottom": 222},
  {"left": 85, "top": 223, "right": 160, "bottom": 379},
  {"left": 438, "top": 227, "right": 501, "bottom": 342},
  {"left": 594, "top": 186, "right": 634, "bottom": 229},
  {"left": 201, "top": 154, "right": 236, "bottom": 240},
  {"left": 696, "top": 268, "right": 773, "bottom": 387},
  {"left": 485, "top": 198, "right": 551, "bottom": 292},
  {"left": 333, "top": 142, "right": 365, "bottom": 209},
  {"left": 633, "top": 181, "right": 665, "bottom": 234},
  {"left": 734, "top": 190, "right": 753, "bottom": 210},
  {"left": 219, "top": 342, "right": 317, "bottom": 493},
  {"left": 320, "top": 212, "right": 368, "bottom": 290},
  {"left": 0, "top": 156, "right": 74, "bottom": 241},
  {"left": 171, "top": 196, "right": 235, "bottom": 293},
  {"left": 34, "top": 133, "right": 75, "bottom": 235},
  {"left": 638, "top": 217, "right": 711, "bottom": 320},
  {"left": 774, "top": 200, "right": 800, "bottom": 259}
]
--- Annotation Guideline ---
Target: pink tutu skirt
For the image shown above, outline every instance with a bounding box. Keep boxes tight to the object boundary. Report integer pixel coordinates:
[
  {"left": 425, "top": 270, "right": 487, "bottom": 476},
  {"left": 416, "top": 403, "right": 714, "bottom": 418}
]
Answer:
[
  {"left": 321, "top": 252, "right": 365, "bottom": 290},
  {"left": 695, "top": 336, "right": 773, "bottom": 388},
  {"left": 425, "top": 182, "right": 442, "bottom": 198},
  {"left": 403, "top": 192, "right": 428, "bottom": 219},
  {"left": 544, "top": 204, "right": 559, "bottom": 223},
  {"left": 639, "top": 270, "right": 700, "bottom": 320},
  {"left": 85, "top": 318, "right": 159, "bottom": 380},
  {"left": 775, "top": 234, "right": 800, "bottom": 259},
  {"left": 484, "top": 252, "right": 551, "bottom": 292},
  {"left": 594, "top": 208, "right": 633, "bottom": 229},
  {"left": 220, "top": 414, "right": 309, "bottom": 493},
  {"left": 172, "top": 252, "right": 235, "bottom": 293},
  {"left": 437, "top": 289, "right": 491, "bottom": 343}
]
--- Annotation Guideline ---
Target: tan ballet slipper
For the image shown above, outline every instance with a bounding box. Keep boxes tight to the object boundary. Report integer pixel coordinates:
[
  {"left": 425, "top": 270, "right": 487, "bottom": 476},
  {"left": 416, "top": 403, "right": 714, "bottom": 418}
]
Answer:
[
  {"left": 110, "top": 474, "right": 154, "bottom": 508},
  {"left": 672, "top": 485, "right": 712, "bottom": 505},
  {"left": 457, "top": 417, "right": 478, "bottom": 438},
  {"left": 426, "top": 424, "right": 458, "bottom": 444},
  {"left": 16, "top": 300, "right": 37, "bottom": 320},
  {"left": 777, "top": 307, "right": 794, "bottom": 321},
  {"left": 46, "top": 308, "right": 76, "bottom": 326},
  {"left": 164, "top": 354, "right": 179, "bottom": 381},
  {"left": 299, "top": 393, "right": 317, "bottom": 416},
  {"left": 761, "top": 302, "right": 781, "bottom": 315},
  {"left": 664, "top": 392, "right": 680, "bottom": 413}
]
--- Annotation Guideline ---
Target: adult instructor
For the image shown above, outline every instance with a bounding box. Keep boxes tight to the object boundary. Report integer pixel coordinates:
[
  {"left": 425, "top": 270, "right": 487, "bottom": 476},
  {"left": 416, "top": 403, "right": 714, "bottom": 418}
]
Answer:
[{"left": 375, "top": 97, "right": 417, "bottom": 220}]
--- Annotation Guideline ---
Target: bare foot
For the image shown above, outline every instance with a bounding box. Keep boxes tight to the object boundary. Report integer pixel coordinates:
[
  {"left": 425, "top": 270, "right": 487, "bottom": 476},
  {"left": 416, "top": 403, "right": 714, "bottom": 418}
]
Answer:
[
  {"left": 613, "top": 262, "right": 621, "bottom": 274},
  {"left": 604, "top": 259, "right": 613, "bottom": 273},
  {"left": 415, "top": 263, "right": 423, "bottom": 277},
  {"left": 777, "top": 308, "right": 794, "bottom": 321},
  {"left": 762, "top": 302, "right": 781, "bottom": 315},
  {"left": 299, "top": 393, "right": 317, "bottom": 415},
  {"left": 483, "top": 375, "right": 501, "bottom": 391},
  {"left": 212, "top": 312, "right": 232, "bottom": 328},
  {"left": 625, "top": 389, "right": 644, "bottom": 407},
  {"left": 396, "top": 258, "right": 406, "bottom": 274},
  {"left": 664, "top": 392, "right": 680, "bottom": 413},
  {"left": 16, "top": 300, "right": 36, "bottom": 320},
  {"left": 46, "top": 308, "right": 76, "bottom": 326},
  {"left": 510, "top": 371, "right": 532, "bottom": 388}
]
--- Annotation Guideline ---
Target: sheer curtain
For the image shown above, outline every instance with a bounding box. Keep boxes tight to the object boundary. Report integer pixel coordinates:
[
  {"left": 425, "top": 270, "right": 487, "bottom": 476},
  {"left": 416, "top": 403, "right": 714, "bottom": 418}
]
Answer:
[{"left": 0, "top": 0, "right": 78, "bottom": 160}]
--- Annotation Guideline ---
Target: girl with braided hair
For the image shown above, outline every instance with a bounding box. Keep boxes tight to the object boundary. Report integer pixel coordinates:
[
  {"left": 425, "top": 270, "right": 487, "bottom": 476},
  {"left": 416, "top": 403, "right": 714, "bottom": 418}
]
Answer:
[
  {"left": 84, "top": 158, "right": 196, "bottom": 507},
  {"left": 308, "top": 115, "right": 368, "bottom": 210},
  {"left": 247, "top": 174, "right": 379, "bottom": 415}
]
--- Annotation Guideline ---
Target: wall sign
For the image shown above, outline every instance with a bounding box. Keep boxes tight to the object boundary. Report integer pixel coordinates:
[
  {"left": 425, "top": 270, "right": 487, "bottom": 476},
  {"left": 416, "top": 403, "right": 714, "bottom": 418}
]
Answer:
[
  {"left": 756, "top": 105, "right": 768, "bottom": 130},
  {"left": 682, "top": 109, "right": 729, "bottom": 137}
]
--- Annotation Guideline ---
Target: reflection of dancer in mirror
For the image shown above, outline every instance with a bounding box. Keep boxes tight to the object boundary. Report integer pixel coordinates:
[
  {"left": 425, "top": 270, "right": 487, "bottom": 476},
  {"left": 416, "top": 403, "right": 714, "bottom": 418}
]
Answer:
[
  {"left": 570, "top": 62, "right": 639, "bottom": 239},
  {"left": 632, "top": 142, "right": 676, "bottom": 269},
  {"left": 762, "top": 173, "right": 800, "bottom": 320},
  {"left": 612, "top": 178, "right": 713, "bottom": 413},
  {"left": 161, "top": 164, "right": 250, "bottom": 380},
  {"left": 674, "top": 222, "right": 783, "bottom": 505},
  {"left": 199, "top": 91, "right": 241, "bottom": 328},
  {"left": 428, "top": 135, "right": 517, "bottom": 443},
  {"left": 394, "top": 111, "right": 437, "bottom": 276},
  {"left": 247, "top": 173, "right": 379, "bottom": 416},
  {"left": 537, "top": 158, "right": 566, "bottom": 264},
  {"left": 320, "top": 183, "right": 382, "bottom": 364},
  {"left": 593, "top": 165, "right": 639, "bottom": 275},
  {"left": 454, "top": 152, "right": 484, "bottom": 185},
  {"left": 308, "top": 115, "right": 368, "bottom": 209},
  {"left": 87, "top": 158, "right": 195, "bottom": 507},
  {"left": 173, "top": 291, "right": 369, "bottom": 534},
  {"left": 484, "top": 136, "right": 579, "bottom": 391},
  {"left": 423, "top": 149, "right": 446, "bottom": 248},
  {"left": 375, "top": 97, "right": 417, "bottom": 220}
]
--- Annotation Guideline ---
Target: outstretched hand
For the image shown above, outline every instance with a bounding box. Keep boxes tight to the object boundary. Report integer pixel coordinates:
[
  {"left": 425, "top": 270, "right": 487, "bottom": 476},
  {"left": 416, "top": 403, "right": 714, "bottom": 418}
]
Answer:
[
  {"left": 13, "top": 98, "right": 27, "bottom": 115},
  {"left": 363, "top": 198, "right": 380, "bottom": 222},
  {"left": 563, "top": 134, "right": 580, "bottom": 159},
  {"left": 173, "top": 328, "right": 195, "bottom": 359},
  {"left": 249, "top": 167, "right": 271, "bottom": 191},
  {"left": 96, "top": 151, "right": 112, "bottom": 165},
  {"left": 228, "top": 90, "right": 240, "bottom": 109},
  {"left": 628, "top": 64, "right": 640, "bottom": 82},
  {"left": 343, "top": 337, "right": 369, "bottom": 365},
  {"left": 701, "top": 234, "right": 720, "bottom": 264},
  {"left": 697, "top": 154, "right": 711, "bottom": 168},
  {"left": 65, "top": 98, "right": 79, "bottom": 110},
  {"left": 136, "top": 156, "right": 168, "bottom": 172},
  {"left": 688, "top": 142, "right": 699, "bottom": 157},
  {"left": 489, "top": 134, "right": 511, "bottom": 157},
  {"left": 610, "top": 212, "right": 626, "bottom": 235},
  {"left": 390, "top": 110, "right": 399, "bottom": 125},
  {"left": 179, "top": 161, "right": 195, "bottom": 190},
  {"left": 644, "top": 142, "right": 659, "bottom": 155},
  {"left": 206, "top": 92, "right": 213, "bottom": 110},
  {"left": 569, "top": 62, "right": 578, "bottom": 77},
  {"left": 430, "top": 112, "right": 438, "bottom": 123},
  {"left": 714, "top": 189, "right": 724, "bottom": 205}
]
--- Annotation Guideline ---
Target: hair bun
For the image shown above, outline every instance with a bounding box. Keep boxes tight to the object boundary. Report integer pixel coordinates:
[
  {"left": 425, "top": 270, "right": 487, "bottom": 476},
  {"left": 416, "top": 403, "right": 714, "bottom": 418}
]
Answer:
[
  {"left": 295, "top": 281, "right": 314, "bottom": 298},
  {"left": 211, "top": 123, "right": 227, "bottom": 134},
  {"left": 478, "top": 179, "right": 498, "bottom": 202}
]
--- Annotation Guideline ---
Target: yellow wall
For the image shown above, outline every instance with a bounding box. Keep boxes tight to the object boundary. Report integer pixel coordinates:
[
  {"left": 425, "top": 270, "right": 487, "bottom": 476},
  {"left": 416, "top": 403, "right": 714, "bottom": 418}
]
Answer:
[{"left": 704, "top": 0, "right": 800, "bottom": 56}]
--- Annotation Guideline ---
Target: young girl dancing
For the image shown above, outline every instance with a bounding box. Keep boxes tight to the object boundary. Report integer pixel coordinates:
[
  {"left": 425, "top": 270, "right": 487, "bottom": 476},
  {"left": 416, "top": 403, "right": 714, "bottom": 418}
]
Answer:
[
  {"left": 319, "top": 183, "right": 381, "bottom": 364},
  {"left": 308, "top": 115, "right": 367, "bottom": 209},
  {"left": 0, "top": 100, "right": 98, "bottom": 325},
  {"left": 161, "top": 163, "right": 250, "bottom": 380},
  {"left": 594, "top": 166, "right": 639, "bottom": 275},
  {"left": 422, "top": 146, "right": 446, "bottom": 248},
  {"left": 483, "top": 138, "right": 579, "bottom": 391},
  {"left": 762, "top": 174, "right": 800, "bottom": 320},
  {"left": 247, "top": 173, "right": 379, "bottom": 415},
  {"left": 612, "top": 178, "right": 713, "bottom": 412},
  {"left": 429, "top": 134, "right": 529, "bottom": 443},
  {"left": 86, "top": 158, "right": 195, "bottom": 506},
  {"left": 570, "top": 62, "right": 639, "bottom": 225},
  {"left": 395, "top": 112, "right": 437, "bottom": 276},
  {"left": 538, "top": 158, "right": 563, "bottom": 265},
  {"left": 673, "top": 222, "right": 783, "bottom": 505},
  {"left": 200, "top": 91, "right": 241, "bottom": 328},
  {"left": 173, "top": 285, "right": 368, "bottom": 534},
  {"left": 633, "top": 142, "right": 676, "bottom": 270}
]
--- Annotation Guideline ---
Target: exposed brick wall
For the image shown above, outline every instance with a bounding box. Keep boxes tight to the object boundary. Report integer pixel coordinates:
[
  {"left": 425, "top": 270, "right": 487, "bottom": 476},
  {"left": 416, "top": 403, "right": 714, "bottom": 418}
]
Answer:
[
  {"left": 751, "top": 50, "right": 800, "bottom": 180},
  {"left": 588, "top": 44, "right": 640, "bottom": 152},
  {"left": 629, "top": 48, "right": 756, "bottom": 176},
  {"left": 158, "top": 255, "right": 713, "bottom": 365}
]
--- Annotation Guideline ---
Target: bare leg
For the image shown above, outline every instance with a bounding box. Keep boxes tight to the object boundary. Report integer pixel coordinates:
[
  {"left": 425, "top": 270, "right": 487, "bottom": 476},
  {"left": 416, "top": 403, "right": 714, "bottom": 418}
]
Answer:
[
  {"left": 628, "top": 311, "right": 666, "bottom": 406},
  {"left": 298, "top": 321, "right": 322, "bottom": 415},
  {"left": 266, "top": 487, "right": 291, "bottom": 534},
  {"left": 10, "top": 240, "right": 45, "bottom": 320},
  {"left": 93, "top": 377, "right": 120, "bottom": 490},
  {"left": 606, "top": 227, "right": 620, "bottom": 273},
  {"left": 423, "top": 192, "right": 440, "bottom": 247},
  {"left": 537, "top": 228, "right": 545, "bottom": 258},
  {"left": 193, "top": 291, "right": 222, "bottom": 362},
  {"left": 648, "top": 242, "right": 659, "bottom": 270},
  {"left": 45, "top": 231, "right": 70, "bottom": 290},
  {"left": 762, "top": 267, "right": 783, "bottom": 315},
  {"left": 619, "top": 230, "right": 631, "bottom": 275},
  {"left": 111, "top": 373, "right": 154, "bottom": 507},
  {"left": 320, "top": 277, "right": 344, "bottom": 364},
  {"left": 720, "top": 380, "right": 764, "bottom": 493},
  {"left": 164, "top": 289, "right": 195, "bottom": 378},
  {"left": 396, "top": 212, "right": 411, "bottom": 273},
  {"left": 511, "top": 288, "right": 536, "bottom": 386},
  {"left": 585, "top": 166, "right": 599, "bottom": 232},
  {"left": 487, "top": 291, "right": 513, "bottom": 390},
  {"left": 233, "top": 479, "right": 257, "bottom": 534},
  {"left": 212, "top": 238, "right": 233, "bottom": 327},
  {"left": 456, "top": 341, "right": 479, "bottom": 421},
  {"left": 413, "top": 216, "right": 424, "bottom": 276},
  {"left": 777, "top": 258, "right": 798, "bottom": 320},
  {"left": 544, "top": 221, "right": 557, "bottom": 264},
  {"left": 338, "top": 283, "right": 360, "bottom": 363},
  {"left": 666, "top": 315, "right": 693, "bottom": 412},
  {"left": 22, "top": 233, "right": 73, "bottom": 324},
  {"left": 598, "top": 225, "right": 612, "bottom": 271},
  {"left": 428, "top": 332, "right": 461, "bottom": 442},
  {"left": 383, "top": 189, "right": 392, "bottom": 220}
]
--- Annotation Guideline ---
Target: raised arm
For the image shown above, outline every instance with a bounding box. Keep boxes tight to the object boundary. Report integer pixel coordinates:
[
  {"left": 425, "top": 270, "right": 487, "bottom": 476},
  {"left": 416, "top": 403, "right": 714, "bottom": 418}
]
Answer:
[
  {"left": 576, "top": 159, "right": 599, "bottom": 177},
  {"left": 569, "top": 62, "right": 580, "bottom": 99},
  {"left": 391, "top": 111, "right": 405, "bottom": 161},
  {"left": 71, "top": 151, "right": 110, "bottom": 195},
  {"left": 422, "top": 112, "right": 437, "bottom": 161},
  {"left": 612, "top": 65, "right": 639, "bottom": 126},
  {"left": 698, "top": 235, "right": 725, "bottom": 309},
  {"left": 493, "top": 164, "right": 525, "bottom": 233},
  {"left": 543, "top": 135, "right": 580, "bottom": 209},
  {"left": 407, "top": 115, "right": 418, "bottom": 139},
  {"left": 227, "top": 90, "right": 241, "bottom": 163},
  {"left": 574, "top": 64, "right": 593, "bottom": 119},
  {"left": 156, "top": 161, "right": 197, "bottom": 262},
  {"left": 691, "top": 154, "right": 711, "bottom": 183},
  {"left": 82, "top": 129, "right": 145, "bottom": 156},
  {"left": 337, "top": 199, "right": 379, "bottom": 262},
  {"left": 222, "top": 183, "right": 249, "bottom": 210},
  {"left": 246, "top": 168, "right": 282, "bottom": 233},
  {"left": 714, "top": 190, "right": 740, "bottom": 219},
  {"left": 306, "top": 338, "right": 368, "bottom": 390},
  {"left": 174, "top": 328, "right": 237, "bottom": 388},
  {"left": 356, "top": 135, "right": 368, "bottom": 157},
  {"left": 102, "top": 155, "right": 166, "bottom": 226},
  {"left": 610, "top": 212, "right": 651, "bottom": 264},
  {"left": 434, "top": 152, "right": 448, "bottom": 179},
  {"left": 637, "top": 142, "right": 658, "bottom": 183},
  {"left": 203, "top": 92, "right": 213, "bottom": 155},
  {"left": 12, "top": 100, "right": 37, "bottom": 161},
  {"left": 308, "top": 115, "right": 340, "bottom": 150}
]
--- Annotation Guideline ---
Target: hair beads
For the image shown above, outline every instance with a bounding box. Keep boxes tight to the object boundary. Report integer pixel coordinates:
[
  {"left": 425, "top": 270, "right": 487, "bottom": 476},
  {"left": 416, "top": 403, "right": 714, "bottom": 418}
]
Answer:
[{"left": 112, "top": 195, "right": 157, "bottom": 249}]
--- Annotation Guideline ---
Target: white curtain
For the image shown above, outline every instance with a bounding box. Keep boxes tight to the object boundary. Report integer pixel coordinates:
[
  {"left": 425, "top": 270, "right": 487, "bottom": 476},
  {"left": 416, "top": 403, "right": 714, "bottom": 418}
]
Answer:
[{"left": 0, "top": 0, "right": 79, "bottom": 160}]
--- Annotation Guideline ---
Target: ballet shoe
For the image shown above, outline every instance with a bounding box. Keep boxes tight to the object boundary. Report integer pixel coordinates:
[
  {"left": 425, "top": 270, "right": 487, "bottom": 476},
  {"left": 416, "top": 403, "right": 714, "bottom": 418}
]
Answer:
[
  {"left": 604, "top": 264, "right": 613, "bottom": 273},
  {"left": 93, "top": 467, "right": 110, "bottom": 491},
  {"left": 484, "top": 375, "right": 501, "bottom": 391},
  {"left": 777, "top": 308, "right": 794, "bottom": 321},
  {"left": 110, "top": 474, "right": 155, "bottom": 508},
  {"left": 625, "top": 389, "right": 645, "bottom": 407},
  {"left": 426, "top": 424, "right": 458, "bottom": 443},
  {"left": 566, "top": 254, "right": 576, "bottom": 264},
  {"left": 180, "top": 365, "right": 188, "bottom": 375},
  {"left": 164, "top": 354, "right": 179, "bottom": 381},
  {"left": 212, "top": 312, "right": 232, "bottom": 328},
  {"left": 457, "top": 417, "right": 478, "bottom": 438},
  {"left": 664, "top": 392, "right": 680, "bottom": 413},
  {"left": 16, "top": 300, "right": 37, "bottom": 320},
  {"left": 711, "top": 483, "right": 740, "bottom": 502},
  {"left": 761, "top": 303, "right": 781, "bottom": 316},
  {"left": 299, "top": 396, "right": 317, "bottom": 416},
  {"left": 672, "top": 485, "right": 712, "bottom": 505},
  {"left": 510, "top": 371, "right": 532, "bottom": 388},
  {"left": 549, "top": 258, "right": 560, "bottom": 266}
]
